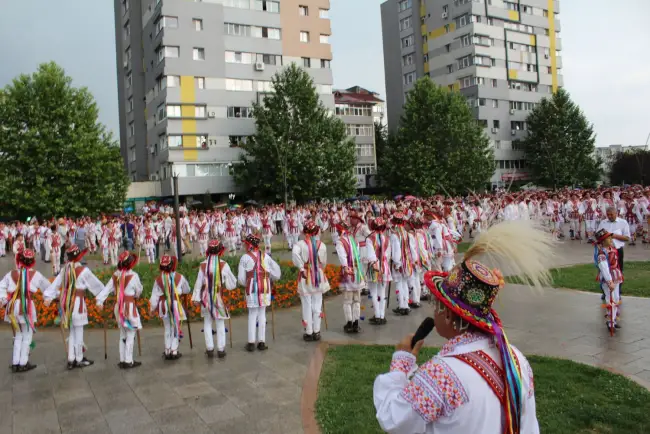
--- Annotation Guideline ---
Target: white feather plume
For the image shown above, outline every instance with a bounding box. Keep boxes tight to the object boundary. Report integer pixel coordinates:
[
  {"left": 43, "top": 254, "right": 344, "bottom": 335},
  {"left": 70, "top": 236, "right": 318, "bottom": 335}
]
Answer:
[{"left": 463, "top": 220, "right": 556, "bottom": 290}]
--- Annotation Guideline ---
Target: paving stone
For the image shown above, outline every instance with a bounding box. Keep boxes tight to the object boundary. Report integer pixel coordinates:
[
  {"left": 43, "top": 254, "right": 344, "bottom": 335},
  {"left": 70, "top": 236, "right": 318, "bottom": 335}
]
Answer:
[
  {"left": 150, "top": 405, "right": 212, "bottom": 434},
  {"left": 132, "top": 383, "right": 186, "bottom": 412}
]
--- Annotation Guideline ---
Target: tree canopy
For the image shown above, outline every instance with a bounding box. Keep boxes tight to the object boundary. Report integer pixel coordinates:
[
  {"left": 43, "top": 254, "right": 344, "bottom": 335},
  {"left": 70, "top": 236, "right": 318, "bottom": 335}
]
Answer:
[
  {"left": 233, "top": 63, "right": 356, "bottom": 202},
  {"left": 610, "top": 149, "right": 650, "bottom": 186},
  {"left": 0, "top": 62, "right": 129, "bottom": 219},
  {"left": 518, "top": 88, "right": 601, "bottom": 188},
  {"left": 379, "top": 78, "right": 494, "bottom": 196}
]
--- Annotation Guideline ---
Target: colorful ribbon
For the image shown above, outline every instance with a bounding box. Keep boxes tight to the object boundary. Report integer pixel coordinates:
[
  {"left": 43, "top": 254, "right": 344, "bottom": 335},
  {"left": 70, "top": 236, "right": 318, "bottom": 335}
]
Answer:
[
  {"left": 494, "top": 326, "right": 523, "bottom": 434},
  {"left": 8, "top": 268, "right": 36, "bottom": 333},
  {"left": 117, "top": 271, "right": 135, "bottom": 330},
  {"left": 58, "top": 264, "right": 77, "bottom": 329},
  {"left": 162, "top": 272, "right": 184, "bottom": 337}
]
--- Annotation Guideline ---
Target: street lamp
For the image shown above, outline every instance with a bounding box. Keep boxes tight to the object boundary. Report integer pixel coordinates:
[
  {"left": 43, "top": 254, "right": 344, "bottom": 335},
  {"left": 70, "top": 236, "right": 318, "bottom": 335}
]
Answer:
[{"left": 170, "top": 164, "right": 183, "bottom": 263}]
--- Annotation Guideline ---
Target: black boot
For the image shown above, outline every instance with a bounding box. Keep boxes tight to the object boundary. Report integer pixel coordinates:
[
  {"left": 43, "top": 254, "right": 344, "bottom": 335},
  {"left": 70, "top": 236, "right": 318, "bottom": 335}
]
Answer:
[
  {"left": 118, "top": 361, "right": 126, "bottom": 369},
  {"left": 171, "top": 353, "right": 182, "bottom": 360},
  {"left": 352, "top": 320, "right": 360, "bottom": 333},
  {"left": 206, "top": 349, "right": 215, "bottom": 358},
  {"left": 257, "top": 342, "right": 268, "bottom": 351},
  {"left": 401, "top": 308, "right": 410, "bottom": 315},
  {"left": 408, "top": 302, "right": 418, "bottom": 309},
  {"left": 11, "top": 365, "right": 20, "bottom": 373},
  {"left": 368, "top": 316, "right": 379, "bottom": 325},
  {"left": 380, "top": 318, "right": 388, "bottom": 325},
  {"left": 20, "top": 363, "right": 37, "bottom": 372},
  {"left": 124, "top": 361, "right": 142, "bottom": 369},
  {"left": 343, "top": 321, "right": 354, "bottom": 333},
  {"left": 217, "top": 350, "right": 226, "bottom": 359},
  {"left": 245, "top": 343, "right": 256, "bottom": 352},
  {"left": 312, "top": 332, "right": 321, "bottom": 341},
  {"left": 77, "top": 358, "right": 94, "bottom": 368},
  {"left": 67, "top": 361, "right": 77, "bottom": 370},
  {"left": 303, "top": 333, "right": 314, "bottom": 342},
  {"left": 392, "top": 308, "right": 403, "bottom": 316}
]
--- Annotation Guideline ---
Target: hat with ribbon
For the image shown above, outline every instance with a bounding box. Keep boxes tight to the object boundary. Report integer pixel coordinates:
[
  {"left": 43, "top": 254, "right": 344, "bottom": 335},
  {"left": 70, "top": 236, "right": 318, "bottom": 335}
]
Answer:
[
  {"left": 66, "top": 244, "right": 88, "bottom": 263},
  {"left": 117, "top": 251, "right": 138, "bottom": 271},
  {"left": 159, "top": 255, "right": 178, "bottom": 272},
  {"left": 207, "top": 239, "right": 226, "bottom": 256},
  {"left": 424, "top": 220, "right": 554, "bottom": 434},
  {"left": 372, "top": 217, "right": 387, "bottom": 231},
  {"left": 335, "top": 221, "right": 349, "bottom": 233},
  {"left": 349, "top": 211, "right": 364, "bottom": 223},
  {"left": 244, "top": 233, "right": 261, "bottom": 248},
  {"left": 595, "top": 228, "right": 613, "bottom": 244},
  {"left": 391, "top": 212, "right": 405, "bottom": 225},
  {"left": 303, "top": 220, "right": 320, "bottom": 235},
  {"left": 16, "top": 249, "right": 35, "bottom": 269}
]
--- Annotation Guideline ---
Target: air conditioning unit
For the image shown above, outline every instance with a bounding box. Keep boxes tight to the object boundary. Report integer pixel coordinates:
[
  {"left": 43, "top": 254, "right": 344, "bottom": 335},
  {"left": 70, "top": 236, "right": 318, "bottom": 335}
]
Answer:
[
  {"left": 123, "top": 59, "right": 129, "bottom": 68},
  {"left": 150, "top": 146, "right": 155, "bottom": 154},
  {"left": 208, "top": 111, "right": 216, "bottom": 118},
  {"left": 511, "top": 129, "right": 517, "bottom": 136},
  {"left": 544, "top": 54, "right": 549, "bottom": 59},
  {"left": 442, "top": 12, "right": 448, "bottom": 19},
  {"left": 491, "top": 127, "right": 499, "bottom": 133},
  {"left": 149, "top": 174, "right": 159, "bottom": 181},
  {"left": 254, "top": 62, "right": 265, "bottom": 71},
  {"left": 509, "top": 109, "right": 515, "bottom": 114}
]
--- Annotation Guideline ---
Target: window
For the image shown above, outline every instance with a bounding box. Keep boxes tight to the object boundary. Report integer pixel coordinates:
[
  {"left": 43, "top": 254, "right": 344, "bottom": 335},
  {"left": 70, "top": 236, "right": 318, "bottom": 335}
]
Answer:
[
  {"left": 156, "top": 75, "right": 166, "bottom": 91},
  {"left": 543, "top": 9, "right": 549, "bottom": 17},
  {"left": 157, "top": 104, "right": 165, "bottom": 122},
  {"left": 458, "top": 14, "right": 467, "bottom": 28},
  {"left": 228, "top": 107, "right": 254, "bottom": 118},
  {"left": 494, "top": 140, "right": 501, "bottom": 150},
  {"left": 443, "top": 5, "right": 449, "bottom": 14},
  {"left": 224, "top": 23, "right": 251, "bottom": 37},
  {"left": 475, "top": 77, "right": 485, "bottom": 86},
  {"left": 473, "top": 35, "right": 493, "bottom": 46},
  {"left": 255, "top": 0, "right": 280, "bottom": 13},
  {"left": 478, "top": 98, "right": 486, "bottom": 107},
  {"left": 302, "top": 57, "right": 311, "bottom": 68},
  {"left": 491, "top": 79, "right": 497, "bottom": 87},
  {"left": 168, "top": 136, "right": 182, "bottom": 148},
  {"left": 225, "top": 79, "right": 253, "bottom": 91},
  {"left": 511, "top": 121, "right": 526, "bottom": 130},
  {"left": 193, "top": 48, "right": 205, "bottom": 60},
  {"left": 335, "top": 104, "right": 373, "bottom": 117},
  {"left": 127, "top": 97, "right": 133, "bottom": 113},
  {"left": 356, "top": 144, "right": 374, "bottom": 157},
  {"left": 257, "top": 81, "right": 274, "bottom": 92},
  {"left": 320, "top": 59, "right": 331, "bottom": 68},
  {"left": 447, "top": 65, "right": 453, "bottom": 73},
  {"left": 257, "top": 53, "right": 282, "bottom": 65},
  {"left": 458, "top": 55, "right": 471, "bottom": 69},
  {"left": 403, "top": 72, "right": 416, "bottom": 85},
  {"left": 445, "top": 44, "right": 450, "bottom": 52},
  {"left": 300, "top": 31, "right": 309, "bottom": 42},
  {"left": 256, "top": 27, "right": 281, "bottom": 39},
  {"left": 193, "top": 19, "right": 203, "bottom": 31},
  {"left": 155, "top": 16, "right": 178, "bottom": 35},
  {"left": 225, "top": 51, "right": 253, "bottom": 64},
  {"left": 195, "top": 106, "right": 206, "bottom": 118},
  {"left": 126, "top": 72, "right": 132, "bottom": 88},
  {"left": 123, "top": 22, "right": 131, "bottom": 40},
  {"left": 122, "top": 0, "right": 129, "bottom": 15},
  {"left": 319, "top": 9, "right": 329, "bottom": 18},
  {"left": 402, "top": 54, "right": 414, "bottom": 66},
  {"left": 229, "top": 136, "right": 250, "bottom": 147},
  {"left": 166, "top": 105, "right": 182, "bottom": 118},
  {"left": 346, "top": 125, "right": 373, "bottom": 137},
  {"left": 459, "top": 75, "right": 473, "bottom": 89},
  {"left": 492, "top": 99, "right": 499, "bottom": 108},
  {"left": 299, "top": 5, "right": 308, "bottom": 15},
  {"left": 317, "top": 84, "right": 332, "bottom": 94},
  {"left": 398, "top": 0, "right": 412, "bottom": 12},
  {"left": 493, "top": 120, "right": 500, "bottom": 129},
  {"left": 195, "top": 77, "right": 205, "bottom": 89},
  {"left": 127, "top": 122, "right": 134, "bottom": 138},
  {"left": 400, "top": 17, "right": 411, "bottom": 31},
  {"left": 167, "top": 75, "right": 180, "bottom": 87},
  {"left": 320, "top": 34, "right": 329, "bottom": 44},
  {"left": 402, "top": 35, "right": 413, "bottom": 48},
  {"left": 422, "top": 34, "right": 428, "bottom": 44},
  {"left": 157, "top": 45, "right": 179, "bottom": 62},
  {"left": 461, "top": 34, "right": 471, "bottom": 47},
  {"left": 355, "top": 164, "right": 376, "bottom": 175}
]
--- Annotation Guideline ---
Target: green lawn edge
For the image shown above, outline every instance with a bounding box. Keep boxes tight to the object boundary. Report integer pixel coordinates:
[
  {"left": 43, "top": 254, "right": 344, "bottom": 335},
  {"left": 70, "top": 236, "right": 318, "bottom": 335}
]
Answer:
[{"left": 315, "top": 345, "right": 650, "bottom": 434}]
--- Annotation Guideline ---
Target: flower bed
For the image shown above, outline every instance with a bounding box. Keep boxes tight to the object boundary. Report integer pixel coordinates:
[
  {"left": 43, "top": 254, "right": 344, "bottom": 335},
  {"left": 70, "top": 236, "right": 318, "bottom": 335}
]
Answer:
[{"left": 0, "top": 257, "right": 342, "bottom": 328}]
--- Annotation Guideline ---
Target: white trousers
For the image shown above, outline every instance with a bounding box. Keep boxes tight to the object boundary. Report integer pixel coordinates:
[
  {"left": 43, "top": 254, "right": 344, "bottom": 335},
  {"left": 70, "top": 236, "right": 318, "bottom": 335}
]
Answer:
[
  {"left": 42, "top": 241, "right": 50, "bottom": 260},
  {"left": 119, "top": 327, "right": 136, "bottom": 363},
  {"left": 300, "top": 293, "right": 323, "bottom": 334},
  {"left": 585, "top": 220, "right": 596, "bottom": 235},
  {"left": 145, "top": 246, "right": 155, "bottom": 264},
  {"left": 569, "top": 219, "right": 581, "bottom": 236},
  {"left": 0, "top": 241, "right": 5, "bottom": 256},
  {"left": 102, "top": 247, "right": 109, "bottom": 263},
  {"left": 369, "top": 282, "right": 388, "bottom": 319},
  {"left": 247, "top": 307, "right": 267, "bottom": 343},
  {"left": 109, "top": 246, "right": 119, "bottom": 266},
  {"left": 52, "top": 248, "right": 61, "bottom": 274},
  {"left": 203, "top": 317, "right": 226, "bottom": 352},
  {"left": 602, "top": 282, "right": 621, "bottom": 326},
  {"left": 395, "top": 280, "right": 409, "bottom": 309},
  {"left": 67, "top": 325, "right": 84, "bottom": 363},
  {"left": 286, "top": 233, "right": 299, "bottom": 249},
  {"left": 342, "top": 291, "right": 361, "bottom": 322},
  {"left": 263, "top": 235, "right": 272, "bottom": 254},
  {"left": 163, "top": 315, "right": 180, "bottom": 354},
  {"left": 13, "top": 324, "right": 33, "bottom": 366},
  {"left": 199, "top": 240, "right": 208, "bottom": 257},
  {"left": 408, "top": 275, "right": 421, "bottom": 304}
]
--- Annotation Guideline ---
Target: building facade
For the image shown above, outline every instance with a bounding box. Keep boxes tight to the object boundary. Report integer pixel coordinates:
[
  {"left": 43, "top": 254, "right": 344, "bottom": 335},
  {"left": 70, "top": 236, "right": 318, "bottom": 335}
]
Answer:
[
  {"left": 114, "top": 0, "right": 334, "bottom": 198},
  {"left": 334, "top": 86, "right": 384, "bottom": 190},
  {"left": 595, "top": 144, "right": 649, "bottom": 177},
  {"left": 380, "top": 0, "right": 562, "bottom": 187}
]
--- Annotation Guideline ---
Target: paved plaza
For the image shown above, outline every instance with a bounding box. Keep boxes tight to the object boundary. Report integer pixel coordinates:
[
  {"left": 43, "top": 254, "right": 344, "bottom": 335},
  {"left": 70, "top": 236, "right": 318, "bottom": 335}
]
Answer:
[{"left": 1, "top": 237, "right": 649, "bottom": 433}]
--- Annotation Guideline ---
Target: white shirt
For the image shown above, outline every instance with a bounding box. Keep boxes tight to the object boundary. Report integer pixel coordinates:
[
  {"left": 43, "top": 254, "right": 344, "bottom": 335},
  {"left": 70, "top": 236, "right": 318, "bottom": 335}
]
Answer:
[{"left": 597, "top": 218, "right": 630, "bottom": 250}]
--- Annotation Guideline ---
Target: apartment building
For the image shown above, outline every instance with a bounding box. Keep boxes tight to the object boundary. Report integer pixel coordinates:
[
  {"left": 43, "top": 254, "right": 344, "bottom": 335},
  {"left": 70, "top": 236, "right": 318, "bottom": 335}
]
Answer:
[
  {"left": 380, "top": 0, "right": 563, "bottom": 187},
  {"left": 334, "top": 86, "right": 385, "bottom": 189},
  {"left": 114, "top": 0, "right": 333, "bottom": 198}
]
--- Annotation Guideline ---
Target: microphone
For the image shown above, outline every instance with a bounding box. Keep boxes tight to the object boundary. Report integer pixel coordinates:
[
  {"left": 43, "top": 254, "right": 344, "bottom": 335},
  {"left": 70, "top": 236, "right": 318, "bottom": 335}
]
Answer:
[{"left": 411, "top": 317, "right": 435, "bottom": 349}]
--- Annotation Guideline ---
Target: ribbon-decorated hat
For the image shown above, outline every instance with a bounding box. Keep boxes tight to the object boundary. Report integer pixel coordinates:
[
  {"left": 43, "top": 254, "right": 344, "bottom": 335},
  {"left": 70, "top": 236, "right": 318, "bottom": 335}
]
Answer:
[
  {"left": 424, "top": 220, "right": 554, "bottom": 434},
  {"left": 303, "top": 220, "right": 320, "bottom": 235},
  {"left": 595, "top": 229, "right": 613, "bottom": 244},
  {"left": 372, "top": 217, "right": 387, "bottom": 231},
  {"left": 159, "top": 255, "right": 178, "bottom": 272},
  {"left": 391, "top": 212, "right": 405, "bottom": 225},
  {"left": 207, "top": 239, "right": 225, "bottom": 256},
  {"left": 16, "top": 249, "right": 35, "bottom": 269},
  {"left": 244, "top": 233, "right": 261, "bottom": 248},
  {"left": 117, "top": 251, "right": 138, "bottom": 271},
  {"left": 66, "top": 244, "right": 88, "bottom": 263}
]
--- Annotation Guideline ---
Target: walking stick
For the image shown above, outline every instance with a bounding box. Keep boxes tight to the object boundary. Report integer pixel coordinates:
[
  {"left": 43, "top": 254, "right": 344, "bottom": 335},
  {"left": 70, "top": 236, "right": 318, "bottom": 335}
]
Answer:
[
  {"left": 228, "top": 316, "right": 233, "bottom": 348},
  {"left": 103, "top": 317, "right": 108, "bottom": 360},
  {"left": 137, "top": 330, "right": 142, "bottom": 356},
  {"left": 271, "top": 296, "right": 276, "bottom": 341},
  {"left": 184, "top": 299, "right": 193, "bottom": 350},
  {"left": 322, "top": 297, "right": 328, "bottom": 330},
  {"left": 59, "top": 321, "right": 67, "bottom": 356}
]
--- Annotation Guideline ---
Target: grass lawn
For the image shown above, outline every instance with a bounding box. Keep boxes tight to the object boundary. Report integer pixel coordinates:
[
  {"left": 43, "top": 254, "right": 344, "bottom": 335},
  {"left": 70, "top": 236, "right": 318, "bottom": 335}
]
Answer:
[
  {"left": 507, "top": 261, "right": 650, "bottom": 298},
  {"left": 457, "top": 242, "right": 470, "bottom": 253},
  {"left": 315, "top": 345, "right": 650, "bottom": 434}
]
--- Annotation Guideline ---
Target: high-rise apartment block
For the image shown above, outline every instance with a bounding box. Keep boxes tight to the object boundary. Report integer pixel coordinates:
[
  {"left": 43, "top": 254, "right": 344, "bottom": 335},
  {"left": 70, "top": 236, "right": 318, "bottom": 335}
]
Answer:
[
  {"left": 381, "top": 0, "right": 562, "bottom": 187},
  {"left": 114, "top": 0, "right": 333, "bottom": 197}
]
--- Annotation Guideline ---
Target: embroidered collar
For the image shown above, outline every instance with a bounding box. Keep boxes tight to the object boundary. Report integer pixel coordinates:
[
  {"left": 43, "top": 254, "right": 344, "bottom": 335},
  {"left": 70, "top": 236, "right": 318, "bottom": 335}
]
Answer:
[{"left": 438, "top": 331, "right": 493, "bottom": 357}]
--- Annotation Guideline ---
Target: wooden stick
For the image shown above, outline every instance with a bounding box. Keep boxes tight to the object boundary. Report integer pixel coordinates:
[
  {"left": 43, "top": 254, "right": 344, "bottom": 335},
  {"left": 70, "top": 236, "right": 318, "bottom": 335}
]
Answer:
[
  {"left": 228, "top": 316, "right": 233, "bottom": 348},
  {"left": 103, "top": 318, "right": 108, "bottom": 360},
  {"left": 60, "top": 322, "right": 67, "bottom": 356},
  {"left": 271, "top": 299, "right": 276, "bottom": 341},
  {"left": 185, "top": 301, "right": 193, "bottom": 350},
  {"left": 136, "top": 330, "right": 142, "bottom": 356},
  {"left": 322, "top": 297, "right": 328, "bottom": 330}
]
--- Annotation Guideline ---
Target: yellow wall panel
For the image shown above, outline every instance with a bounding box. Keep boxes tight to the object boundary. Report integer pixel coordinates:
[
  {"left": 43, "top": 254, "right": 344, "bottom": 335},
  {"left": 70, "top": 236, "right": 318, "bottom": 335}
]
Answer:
[
  {"left": 548, "top": 0, "right": 558, "bottom": 92},
  {"left": 508, "top": 11, "right": 519, "bottom": 21},
  {"left": 508, "top": 69, "right": 518, "bottom": 80},
  {"left": 530, "top": 35, "right": 536, "bottom": 46}
]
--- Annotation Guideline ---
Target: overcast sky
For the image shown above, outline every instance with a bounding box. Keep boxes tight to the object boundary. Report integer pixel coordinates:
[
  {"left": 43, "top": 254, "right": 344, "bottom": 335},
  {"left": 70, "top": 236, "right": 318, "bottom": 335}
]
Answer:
[{"left": 1, "top": 0, "right": 648, "bottom": 147}]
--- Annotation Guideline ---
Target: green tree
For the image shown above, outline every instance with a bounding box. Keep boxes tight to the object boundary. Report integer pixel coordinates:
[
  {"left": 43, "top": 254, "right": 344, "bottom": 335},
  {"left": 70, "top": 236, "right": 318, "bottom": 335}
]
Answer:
[
  {"left": 233, "top": 64, "right": 356, "bottom": 202},
  {"left": 0, "top": 62, "right": 129, "bottom": 219},
  {"left": 380, "top": 78, "right": 494, "bottom": 196},
  {"left": 518, "top": 88, "right": 600, "bottom": 188},
  {"left": 610, "top": 150, "right": 650, "bottom": 186}
]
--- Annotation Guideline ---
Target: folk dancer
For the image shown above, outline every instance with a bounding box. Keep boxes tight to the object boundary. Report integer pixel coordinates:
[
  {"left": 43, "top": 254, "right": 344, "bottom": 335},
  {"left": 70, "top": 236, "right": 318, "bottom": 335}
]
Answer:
[
  {"left": 594, "top": 229, "right": 623, "bottom": 332},
  {"left": 196, "top": 213, "right": 211, "bottom": 257},
  {"left": 192, "top": 240, "right": 237, "bottom": 358},
  {"left": 108, "top": 223, "right": 121, "bottom": 266},
  {"left": 621, "top": 197, "right": 641, "bottom": 245},
  {"left": 43, "top": 245, "right": 104, "bottom": 369},
  {"left": 374, "top": 220, "right": 551, "bottom": 433},
  {"left": 238, "top": 234, "right": 281, "bottom": 351},
  {"left": 12, "top": 233, "right": 25, "bottom": 256},
  {"left": 366, "top": 217, "right": 391, "bottom": 326},
  {"left": 50, "top": 227, "right": 63, "bottom": 275},
  {"left": 406, "top": 219, "right": 423, "bottom": 309},
  {"left": 389, "top": 213, "right": 414, "bottom": 316},
  {"left": 0, "top": 223, "right": 6, "bottom": 257},
  {"left": 150, "top": 255, "right": 191, "bottom": 360},
  {"left": 335, "top": 222, "right": 368, "bottom": 333},
  {"left": 284, "top": 211, "right": 300, "bottom": 250},
  {"left": 566, "top": 193, "right": 583, "bottom": 240},
  {"left": 580, "top": 194, "right": 598, "bottom": 242},
  {"left": 0, "top": 249, "right": 51, "bottom": 373},
  {"left": 413, "top": 218, "right": 432, "bottom": 305},
  {"left": 260, "top": 211, "right": 275, "bottom": 254},
  {"left": 142, "top": 225, "right": 158, "bottom": 264},
  {"left": 96, "top": 251, "right": 144, "bottom": 369},
  {"left": 224, "top": 215, "right": 239, "bottom": 254},
  {"left": 100, "top": 223, "right": 110, "bottom": 264},
  {"left": 292, "top": 221, "right": 329, "bottom": 341},
  {"left": 350, "top": 212, "right": 372, "bottom": 296}
]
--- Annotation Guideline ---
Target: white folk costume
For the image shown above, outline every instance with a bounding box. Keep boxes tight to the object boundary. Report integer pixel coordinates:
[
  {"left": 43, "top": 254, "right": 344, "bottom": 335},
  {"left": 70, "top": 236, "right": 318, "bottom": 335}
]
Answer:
[
  {"left": 291, "top": 221, "right": 329, "bottom": 340},
  {"left": 96, "top": 251, "right": 144, "bottom": 369},
  {"left": 260, "top": 214, "right": 274, "bottom": 254},
  {"left": 366, "top": 218, "right": 392, "bottom": 325},
  {"left": 580, "top": 197, "right": 598, "bottom": 241},
  {"left": 374, "top": 220, "right": 552, "bottom": 434},
  {"left": 224, "top": 217, "right": 238, "bottom": 254},
  {"left": 594, "top": 229, "right": 623, "bottom": 334},
  {"left": 621, "top": 199, "right": 641, "bottom": 245},
  {"left": 238, "top": 234, "right": 281, "bottom": 351},
  {"left": 390, "top": 214, "right": 415, "bottom": 315},
  {"left": 565, "top": 197, "right": 583, "bottom": 240},
  {"left": 141, "top": 226, "right": 158, "bottom": 264},
  {"left": 192, "top": 241, "right": 237, "bottom": 358},
  {"left": 284, "top": 212, "right": 300, "bottom": 249},
  {"left": 336, "top": 223, "right": 368, "bottom": 333},
  {"left": 108, "top": 224, "right": 121, "bottom": 265},
  {"left": 150, "top": 256, "right": 192, "bottom": 359},
  {"left": 44, "top": 246, "right": 104, "bottom": 368},
  {"left": 196, "top": 215, "right": 211, "bottom": 257},
  {"left": 0, "top": 250, "right": 50, "bottom": 372}
]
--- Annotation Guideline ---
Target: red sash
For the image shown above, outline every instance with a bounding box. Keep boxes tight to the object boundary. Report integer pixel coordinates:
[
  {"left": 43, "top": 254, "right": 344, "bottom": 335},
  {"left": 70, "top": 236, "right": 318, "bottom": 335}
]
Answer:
[{"left": 453, "top": 350, "right": 520, "bottom": 406}]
